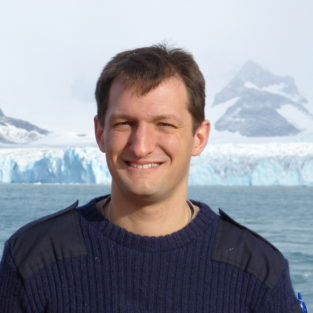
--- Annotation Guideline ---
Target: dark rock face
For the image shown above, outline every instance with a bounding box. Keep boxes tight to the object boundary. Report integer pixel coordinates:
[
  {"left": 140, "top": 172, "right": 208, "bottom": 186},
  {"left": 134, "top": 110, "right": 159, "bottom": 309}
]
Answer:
[{"left": 213, "top": 61, "right": 311, "bottom": 137}]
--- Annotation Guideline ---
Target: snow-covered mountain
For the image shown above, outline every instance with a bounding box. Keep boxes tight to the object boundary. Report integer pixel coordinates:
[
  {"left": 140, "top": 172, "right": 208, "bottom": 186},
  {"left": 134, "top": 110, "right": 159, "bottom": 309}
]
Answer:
[
  {"left": 211, "top": 61, "right": 313, "bottom": 138},
  {"left": 0, "top": 109, "right": 49, "bottom": 144},
  {"left": 0, "top": 109, "right": 96, "bottom": 146},
  {"left": 1, "top": 144, "right": 313, "bottom": 186}
]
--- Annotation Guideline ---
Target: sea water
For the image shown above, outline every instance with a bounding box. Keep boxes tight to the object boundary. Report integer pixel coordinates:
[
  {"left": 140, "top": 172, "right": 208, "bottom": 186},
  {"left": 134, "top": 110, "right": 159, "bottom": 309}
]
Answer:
[{"left": 0, "top": 184, "right": 312, "bottom": 309}]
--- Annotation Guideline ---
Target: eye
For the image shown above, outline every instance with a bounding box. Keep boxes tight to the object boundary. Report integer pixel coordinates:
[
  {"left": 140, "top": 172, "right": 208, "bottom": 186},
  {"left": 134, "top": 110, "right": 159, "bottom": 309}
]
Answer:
[
  {"left": 159, "top": 122, "right": 176, "bottom": 128},
  {"left": 115, "top": 121, "right": 131, "bottom": 126},
  {"left": 112, "top": 121, "right": 133, "bottom": 129}
]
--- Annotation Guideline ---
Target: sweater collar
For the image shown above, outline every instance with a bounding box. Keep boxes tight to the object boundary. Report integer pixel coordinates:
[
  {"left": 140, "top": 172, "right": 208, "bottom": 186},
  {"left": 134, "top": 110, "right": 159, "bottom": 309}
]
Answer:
[{"left": 78, "top": 195, "right": 218, "bottom": 252}]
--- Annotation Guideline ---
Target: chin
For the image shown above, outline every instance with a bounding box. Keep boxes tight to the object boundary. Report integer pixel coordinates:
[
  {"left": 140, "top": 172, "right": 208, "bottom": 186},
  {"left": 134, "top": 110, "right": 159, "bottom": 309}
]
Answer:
[
  {"left": 121, "top": 183, "right": 164, "bottom": 200},
  {"left": 128, "top": 186, "right": 160, "bottom": 198}
]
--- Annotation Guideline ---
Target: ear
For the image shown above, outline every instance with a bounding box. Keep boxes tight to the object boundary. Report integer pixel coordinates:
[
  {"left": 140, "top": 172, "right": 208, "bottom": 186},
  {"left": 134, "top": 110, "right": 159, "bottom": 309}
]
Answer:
[
  {"left": 94, "top": 115, "right": 106, "bottom": 153},
  {"left": 192, "top": 120, "right": 210, "bottom": 156}
]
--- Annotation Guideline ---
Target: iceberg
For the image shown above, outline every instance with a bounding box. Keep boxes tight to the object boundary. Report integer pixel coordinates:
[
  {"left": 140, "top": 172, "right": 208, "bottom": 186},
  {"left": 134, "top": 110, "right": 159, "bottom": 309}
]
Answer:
[{"left": 0, "top": 143, "right": 313, "bottom": 186}]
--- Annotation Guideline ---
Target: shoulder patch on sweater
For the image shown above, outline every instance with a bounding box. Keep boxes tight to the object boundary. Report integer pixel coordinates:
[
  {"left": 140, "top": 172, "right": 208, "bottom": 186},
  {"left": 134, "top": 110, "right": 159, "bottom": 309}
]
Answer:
[
  {"left": 9, "top": 201, "right": 87, "bottom": 279},
  {"left": 212, "top": 209, "right": 284, "bottom": 288}
]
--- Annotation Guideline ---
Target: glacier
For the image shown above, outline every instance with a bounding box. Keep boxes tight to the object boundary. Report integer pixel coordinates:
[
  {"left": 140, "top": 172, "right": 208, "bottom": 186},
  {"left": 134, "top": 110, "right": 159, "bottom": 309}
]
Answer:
[{"left": 0, "top": 143, "right": 313, "bottom": 186}]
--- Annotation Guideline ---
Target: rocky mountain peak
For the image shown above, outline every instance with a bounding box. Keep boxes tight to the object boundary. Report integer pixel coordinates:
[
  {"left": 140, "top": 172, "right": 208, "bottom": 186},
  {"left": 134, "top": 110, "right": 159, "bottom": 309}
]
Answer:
[
  {"left": 213, "top": 61, "right": 306, "bottom": 106},
  {"left": 212, "top": 61, "right": 312, "bottom": 137}
]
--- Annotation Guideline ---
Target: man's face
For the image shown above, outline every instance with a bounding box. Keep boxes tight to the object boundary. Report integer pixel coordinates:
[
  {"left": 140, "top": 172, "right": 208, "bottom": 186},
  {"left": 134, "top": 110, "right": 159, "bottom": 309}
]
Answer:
[{"left": 95, "top": 77, "right": 209, "bottom": 202}]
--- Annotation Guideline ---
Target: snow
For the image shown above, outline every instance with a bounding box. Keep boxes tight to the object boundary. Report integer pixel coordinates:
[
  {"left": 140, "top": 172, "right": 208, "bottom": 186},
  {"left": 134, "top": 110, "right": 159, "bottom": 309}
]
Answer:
[
  {"left": 278, "top": 104, "right": 313, "bottom": 131},
  {"left": 244, "top": 81, "right": 305, "bottom": 103},
  {"left": 0, "top": 130, "right": 96, "bottom": 147},
  {"left": 244, "top": 81, "right": 259, "bottom": 90},
  {"left": 263, "top": 83, "right": 290, "bottom": 98},
  {"left": 32, "top": 131, "right": 95, "bottom": 146},
  {"left": 0, "top": 123, "right": 45, "bottom": 144},
  {"left": 1, "top": 143, "right": 313, "bottom": 186}
]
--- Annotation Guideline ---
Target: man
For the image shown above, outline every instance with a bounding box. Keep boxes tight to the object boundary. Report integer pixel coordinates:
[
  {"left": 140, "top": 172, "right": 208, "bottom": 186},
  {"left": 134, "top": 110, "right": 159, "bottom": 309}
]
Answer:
[{"left": 0, "top": 44, "right": 302, "bottom": 312}]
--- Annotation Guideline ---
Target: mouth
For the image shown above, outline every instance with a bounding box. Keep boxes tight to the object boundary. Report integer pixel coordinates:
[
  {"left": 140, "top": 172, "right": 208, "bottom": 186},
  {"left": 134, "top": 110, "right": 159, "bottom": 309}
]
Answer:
[{"left": 126, "top": 162, "right": 162, "bottom": 169}]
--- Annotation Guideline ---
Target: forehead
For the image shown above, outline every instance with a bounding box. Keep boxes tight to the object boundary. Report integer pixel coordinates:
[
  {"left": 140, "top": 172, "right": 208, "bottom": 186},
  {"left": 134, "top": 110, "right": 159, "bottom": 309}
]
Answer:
[{"left": 106, "top": 77, "right": 190, "bottom": 117}]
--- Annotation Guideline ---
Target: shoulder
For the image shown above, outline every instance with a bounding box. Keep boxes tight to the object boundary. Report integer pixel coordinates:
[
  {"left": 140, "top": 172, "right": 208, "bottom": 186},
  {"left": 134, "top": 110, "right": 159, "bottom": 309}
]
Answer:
[
  {"left": 212, "top": 209, "right": 286, "bottom": 288},
  {"left": 8, "top": 201, "right": 87, "bottom": 279}
]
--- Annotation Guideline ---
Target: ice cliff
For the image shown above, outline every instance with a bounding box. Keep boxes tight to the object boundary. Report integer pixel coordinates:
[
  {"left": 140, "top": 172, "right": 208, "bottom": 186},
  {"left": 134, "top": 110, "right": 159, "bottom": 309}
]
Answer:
[{"left": 0, "top": 143, "right": 313, "bottom": 186}]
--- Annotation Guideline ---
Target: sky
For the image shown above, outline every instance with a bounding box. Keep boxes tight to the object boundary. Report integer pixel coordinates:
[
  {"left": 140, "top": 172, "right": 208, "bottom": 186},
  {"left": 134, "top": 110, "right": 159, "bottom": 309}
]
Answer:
[{"left": 1, "top": 0, "right": 312, "bottom": 135}]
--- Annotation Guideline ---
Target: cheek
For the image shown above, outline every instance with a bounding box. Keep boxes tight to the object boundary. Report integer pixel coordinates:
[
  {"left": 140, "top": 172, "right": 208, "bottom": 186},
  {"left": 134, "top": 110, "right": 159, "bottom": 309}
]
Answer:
[
  {"left": 105, "top": 132, "right": 129, "bottom": 154},
  {"left": 158, "top": 135, "right": 178, "bottom": 149},
  {"left": 159, "top": 135, "right": 193, "bottom": 156}
]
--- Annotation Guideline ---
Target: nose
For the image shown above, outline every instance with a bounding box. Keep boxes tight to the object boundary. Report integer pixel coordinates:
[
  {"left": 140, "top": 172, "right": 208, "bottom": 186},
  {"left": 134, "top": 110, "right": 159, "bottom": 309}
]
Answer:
[{"left": 128, "top": 123, "right": 156, "bottom": 158}]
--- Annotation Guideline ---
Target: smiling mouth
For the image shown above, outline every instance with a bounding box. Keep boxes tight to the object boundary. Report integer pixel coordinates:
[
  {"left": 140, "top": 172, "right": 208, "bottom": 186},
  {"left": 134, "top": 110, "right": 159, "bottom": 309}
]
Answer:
[{"left": 126, "top": 162, "right": 161, "bottom": 169}]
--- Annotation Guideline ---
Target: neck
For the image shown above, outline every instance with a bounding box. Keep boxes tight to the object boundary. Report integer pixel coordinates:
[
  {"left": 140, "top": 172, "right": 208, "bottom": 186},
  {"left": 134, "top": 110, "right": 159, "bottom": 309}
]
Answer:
[{"left": 107, "top": 187, "right": 191, "bottom": 236}]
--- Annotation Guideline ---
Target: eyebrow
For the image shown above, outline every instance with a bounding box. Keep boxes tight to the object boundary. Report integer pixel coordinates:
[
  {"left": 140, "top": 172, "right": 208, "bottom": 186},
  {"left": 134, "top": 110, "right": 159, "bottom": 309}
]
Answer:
[
  {"left": 152, "top": 114, "right": 182, "bottom": 123},
  {"left": 108, "top": 114, "right": 182, "bottom": 124}
]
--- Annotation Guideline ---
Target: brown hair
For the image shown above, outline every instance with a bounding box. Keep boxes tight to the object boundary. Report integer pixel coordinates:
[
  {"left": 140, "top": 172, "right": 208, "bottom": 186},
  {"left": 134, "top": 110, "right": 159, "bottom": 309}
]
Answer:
[{"left": 95, "top": 44, "right": 205, "bottom": 132}]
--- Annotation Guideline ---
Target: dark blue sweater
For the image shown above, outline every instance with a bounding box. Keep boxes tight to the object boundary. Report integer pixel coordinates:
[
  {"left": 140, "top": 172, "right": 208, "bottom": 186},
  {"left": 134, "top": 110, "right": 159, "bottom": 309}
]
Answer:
[{"left": 0, "top": 197, "right": 301, "bottom": 313}]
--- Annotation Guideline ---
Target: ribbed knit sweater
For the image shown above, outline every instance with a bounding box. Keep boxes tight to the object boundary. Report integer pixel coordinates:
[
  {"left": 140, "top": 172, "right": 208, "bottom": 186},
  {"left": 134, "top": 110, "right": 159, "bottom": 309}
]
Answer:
[{"left": 0, "top": 196, "right": 301, "bottom": 313}]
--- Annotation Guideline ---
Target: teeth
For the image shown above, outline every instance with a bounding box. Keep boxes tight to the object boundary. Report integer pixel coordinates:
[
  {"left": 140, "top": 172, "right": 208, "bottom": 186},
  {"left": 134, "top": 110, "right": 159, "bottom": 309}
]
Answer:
[{"left": 128, "top": 163, "right": 160, "bottom": 169}]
